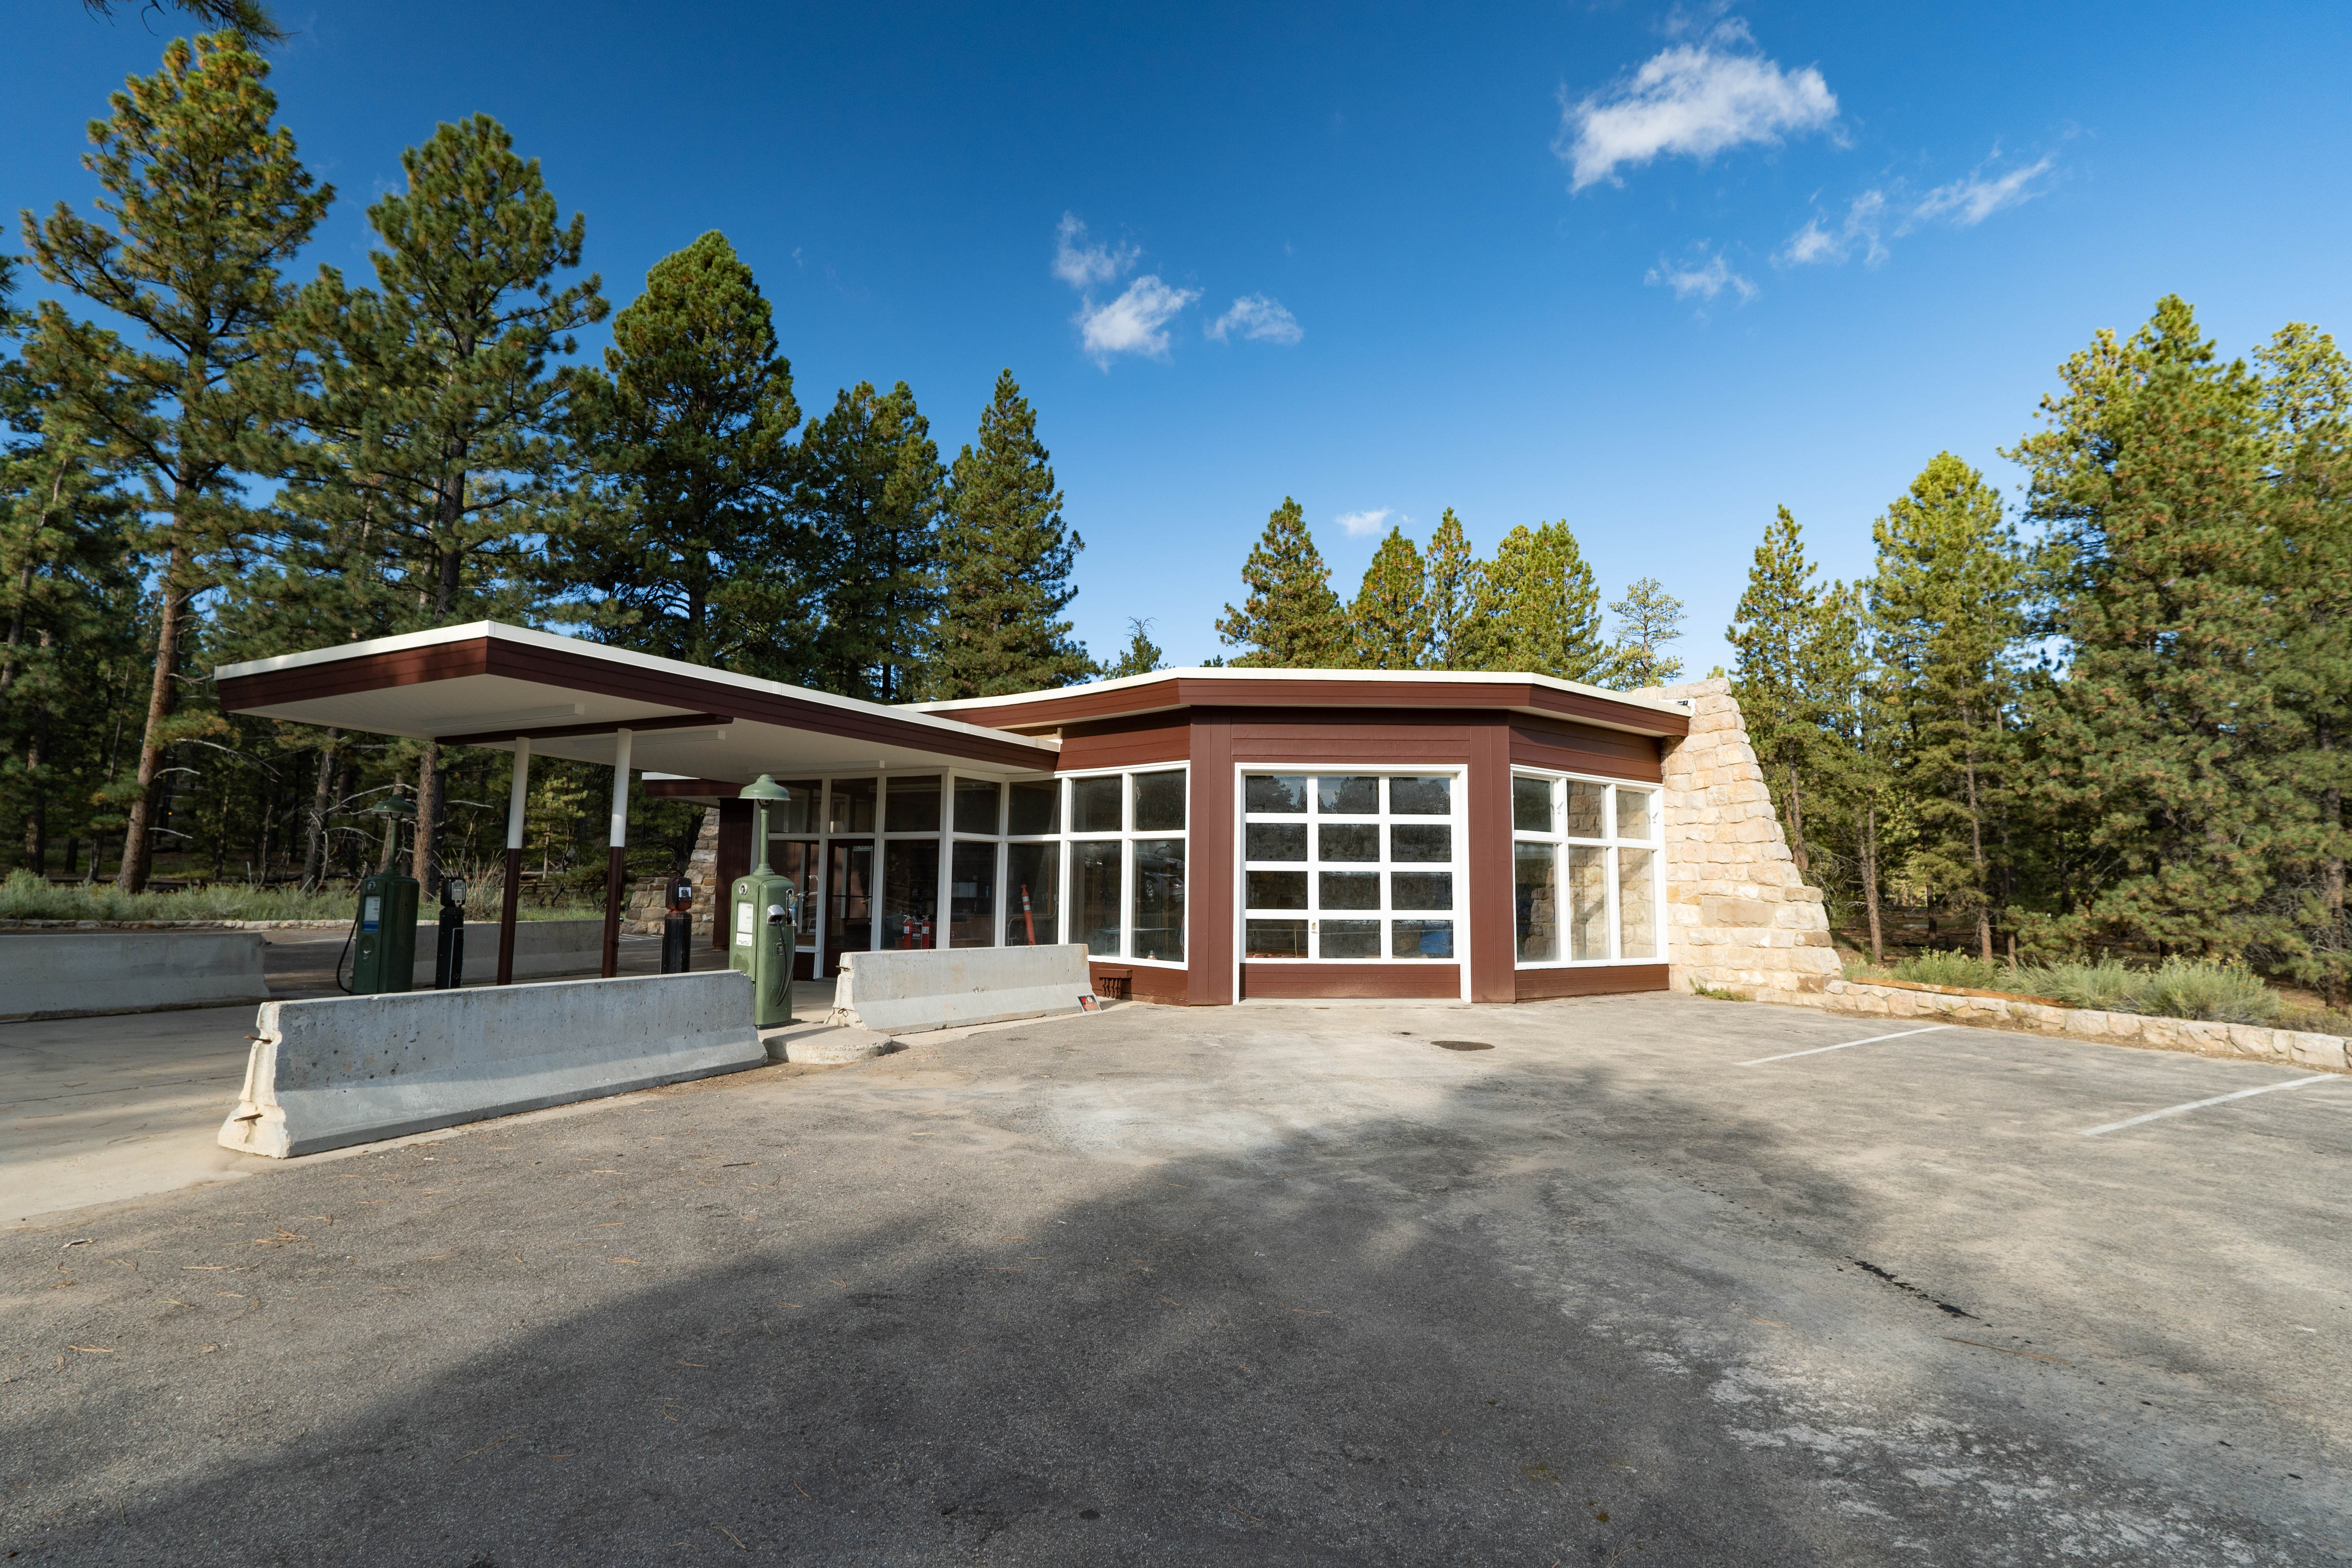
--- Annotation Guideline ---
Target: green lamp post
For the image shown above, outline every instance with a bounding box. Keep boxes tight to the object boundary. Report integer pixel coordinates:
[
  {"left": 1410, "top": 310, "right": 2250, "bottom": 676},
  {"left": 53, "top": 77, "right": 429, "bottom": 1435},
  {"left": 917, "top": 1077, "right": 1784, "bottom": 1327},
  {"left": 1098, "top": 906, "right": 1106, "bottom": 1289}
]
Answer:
[{"left": 729, "top": 775, "right": 801, "bottom": 1028}]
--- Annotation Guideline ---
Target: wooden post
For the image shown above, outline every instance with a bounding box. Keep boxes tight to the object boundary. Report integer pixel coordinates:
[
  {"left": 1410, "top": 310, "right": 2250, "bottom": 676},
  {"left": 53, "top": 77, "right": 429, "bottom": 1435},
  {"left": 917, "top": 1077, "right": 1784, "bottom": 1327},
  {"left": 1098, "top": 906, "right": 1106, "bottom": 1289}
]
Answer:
[
  {"left": 602, "top": 729, "right": 633, "bottom": 979},
  {"left": 496, "top": 739, "right": 530, "bottom": 985}
]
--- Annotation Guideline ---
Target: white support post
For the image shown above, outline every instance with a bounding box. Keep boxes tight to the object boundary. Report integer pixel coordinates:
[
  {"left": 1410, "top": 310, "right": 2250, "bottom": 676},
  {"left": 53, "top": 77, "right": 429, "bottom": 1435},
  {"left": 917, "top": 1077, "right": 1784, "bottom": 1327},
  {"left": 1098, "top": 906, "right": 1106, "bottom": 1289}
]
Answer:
[
  {"left": 602, "top": 729, "right": 633, "bottom": 978},
  {"left": 495, "top": 738, "right": 531, "bottom": 985}
]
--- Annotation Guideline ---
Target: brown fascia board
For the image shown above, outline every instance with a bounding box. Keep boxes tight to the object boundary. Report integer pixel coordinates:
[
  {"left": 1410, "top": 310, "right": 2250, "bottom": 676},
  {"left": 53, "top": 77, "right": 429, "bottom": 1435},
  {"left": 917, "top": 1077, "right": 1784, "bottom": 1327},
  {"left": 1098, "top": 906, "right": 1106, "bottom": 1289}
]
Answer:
[
  {"left": 927, "top": 674, "right": 1691, "bottom": 739},
  {"left": 216, "top": 633, "right": 1053, "bottom": 769}
]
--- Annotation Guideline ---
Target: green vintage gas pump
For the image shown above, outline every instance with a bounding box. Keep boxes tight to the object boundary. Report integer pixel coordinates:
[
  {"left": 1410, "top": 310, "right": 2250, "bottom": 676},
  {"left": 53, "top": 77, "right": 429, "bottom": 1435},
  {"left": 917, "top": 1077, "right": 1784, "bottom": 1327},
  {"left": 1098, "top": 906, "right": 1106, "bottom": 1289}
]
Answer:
[
  {"left": 729, "top": 775, "right": 800, "bottom": 1028},
  {"left": 346, "top": 871, "right": 421, "bottom": 993},
  {"left": 343, "top": 796, "right": 420, "bottom": 994}
]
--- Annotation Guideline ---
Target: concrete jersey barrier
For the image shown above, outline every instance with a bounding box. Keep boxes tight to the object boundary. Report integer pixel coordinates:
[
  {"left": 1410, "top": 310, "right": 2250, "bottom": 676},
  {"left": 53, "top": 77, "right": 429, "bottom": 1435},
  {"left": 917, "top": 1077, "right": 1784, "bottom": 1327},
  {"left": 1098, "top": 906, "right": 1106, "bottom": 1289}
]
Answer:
[
  {"left": 0, "top": 930, "right": 270, "bottom": 1021},
  {"left": 829, "top": 943, "right": 1096, "bottom": 1034},
  {"left": 219, "top": 970, "right": 763, "bottom": 1159}
]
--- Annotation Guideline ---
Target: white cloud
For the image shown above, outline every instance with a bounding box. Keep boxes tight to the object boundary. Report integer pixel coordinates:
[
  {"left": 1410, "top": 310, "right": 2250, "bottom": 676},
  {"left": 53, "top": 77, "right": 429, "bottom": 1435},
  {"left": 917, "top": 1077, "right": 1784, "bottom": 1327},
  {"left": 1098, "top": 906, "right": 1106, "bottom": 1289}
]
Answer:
[
  {"left": 1559, "top": 20, "right": 1837, "bottom": 191},
  {"left": 1052, "top": 213, "right": 1137, "bottom": 289},
  {"left": 1781, "top": 156, "right": 2054, "bottom": 267},
  {"left": 1913, "top": 155, "right": 2054, "bottom": 226},
  {"left": 1778, "top": 188, "right": 1888, "bottom": 266},
  {"left": 1335, "top": 508, "right": 1390, "bottom": 537},
  {"left": 1206, "top": 294, "right": 1303, "bottom": 344},
  {"left": 1645, "top": 248, "right": 1758, "bottom": 303},
  {"left": 1076, "top": 275, "right": 1201, "bottom": 363}
]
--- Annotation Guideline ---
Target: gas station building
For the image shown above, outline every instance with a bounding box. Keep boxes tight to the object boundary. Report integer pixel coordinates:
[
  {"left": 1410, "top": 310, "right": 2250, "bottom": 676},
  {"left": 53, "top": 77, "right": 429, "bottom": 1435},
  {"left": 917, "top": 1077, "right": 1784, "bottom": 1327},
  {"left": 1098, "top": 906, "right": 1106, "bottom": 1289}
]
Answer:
[{"left": 216, "top": 620, "right": 1706, "bottom": 1007}]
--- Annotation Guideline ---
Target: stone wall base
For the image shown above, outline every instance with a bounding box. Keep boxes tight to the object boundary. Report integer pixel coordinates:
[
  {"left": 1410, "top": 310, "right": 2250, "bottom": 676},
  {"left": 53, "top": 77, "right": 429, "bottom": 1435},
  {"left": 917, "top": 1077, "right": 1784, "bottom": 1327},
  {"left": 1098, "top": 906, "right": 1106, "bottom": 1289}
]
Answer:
[{"left": 1810, "top": 977, "right": 2348, "bottom": 1072}]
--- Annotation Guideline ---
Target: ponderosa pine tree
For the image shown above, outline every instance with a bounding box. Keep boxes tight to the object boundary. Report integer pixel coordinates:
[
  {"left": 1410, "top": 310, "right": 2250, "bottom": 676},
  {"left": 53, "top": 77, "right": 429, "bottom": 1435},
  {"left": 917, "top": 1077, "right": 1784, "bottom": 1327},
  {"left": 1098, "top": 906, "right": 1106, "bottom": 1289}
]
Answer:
[
  {"left": 1105, "top": 617, "right": 1165, "bottom": 678},
  {"left": 795, "top": 380, "right": 943, "bottom": 702},
  {"left": 929, "top": 370, "right": 1090, "bottom": 698},
  {"left": 553, "top": 230, "right": 798, "bottom": 672},
  {"left": 1352, "top": 526, "right": 1430, "bottom": 670},
  {"left": 22, "top": 32, "right": 330, "bottom": 890},
  {"left": 1868, "top": 455, "right": 2027, "bottom": 961},
  {"left": 1607, "top": 576, "right": 1685, "bottom": 687},
  {"left": 78, "top": 0, "right": 288, "bottom": 46},
  {"left": 2009, "top": 296, "right": 2296, "bottom": 958},
  {"left": 1215, "top": 497, "right": 1350, "bottom": 666},
  {"left": 268, "top": 113, "right": 604, "bottom": 888},
  {"left": 1423, "top": 508, "right": 1493, "bottom": 670},
  {"left": 1483, "top": 520, "right": 1611, "bottom": 681},
  {"left": 1729, "top": 508, "right": 1851, "bottom": 877},
  {"left": 2255, "top": 324, "right": 2352, "bottom": 1001}
]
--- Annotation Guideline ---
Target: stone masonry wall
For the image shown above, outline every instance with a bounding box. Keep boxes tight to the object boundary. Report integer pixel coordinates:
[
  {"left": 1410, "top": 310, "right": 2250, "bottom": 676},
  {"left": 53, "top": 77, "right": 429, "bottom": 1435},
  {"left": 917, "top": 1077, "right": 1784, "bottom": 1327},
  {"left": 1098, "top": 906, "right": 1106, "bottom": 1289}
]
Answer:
[
  {"left": 624, "top": 808, "right": 720, "bottom": 937},
  {"left": 1635, "top": 677, "right": 1841, "bottom": 1004}
]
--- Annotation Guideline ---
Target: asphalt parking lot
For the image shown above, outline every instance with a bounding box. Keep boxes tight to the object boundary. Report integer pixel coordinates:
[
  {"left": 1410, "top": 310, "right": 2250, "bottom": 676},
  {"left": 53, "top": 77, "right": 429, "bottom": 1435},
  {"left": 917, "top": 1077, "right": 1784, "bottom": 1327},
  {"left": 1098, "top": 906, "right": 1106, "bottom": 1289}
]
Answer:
[{"left": 3, "top": 992, "right": 2347, "bottom": 1564}]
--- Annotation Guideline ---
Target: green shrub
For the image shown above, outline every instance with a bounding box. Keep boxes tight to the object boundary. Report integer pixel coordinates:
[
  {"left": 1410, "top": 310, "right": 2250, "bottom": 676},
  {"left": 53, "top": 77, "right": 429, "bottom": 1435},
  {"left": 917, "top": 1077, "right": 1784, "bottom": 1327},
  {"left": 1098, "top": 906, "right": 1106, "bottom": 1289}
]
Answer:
[
  {"left": 2006, "top": 957, "right": 2146, "bottom": 1013},
  {"left": 2142, "top": 958, "right": 2279, "bottom": 1025},
  {"left": 0, "top": 868, "right": 603, "bottom": 924},
  {"left": 1840, "top": 941, "right": 2289, "bottom": 1027},
  {"left": 1885, "top": 949, "right": 2004, "bottom": 990}
]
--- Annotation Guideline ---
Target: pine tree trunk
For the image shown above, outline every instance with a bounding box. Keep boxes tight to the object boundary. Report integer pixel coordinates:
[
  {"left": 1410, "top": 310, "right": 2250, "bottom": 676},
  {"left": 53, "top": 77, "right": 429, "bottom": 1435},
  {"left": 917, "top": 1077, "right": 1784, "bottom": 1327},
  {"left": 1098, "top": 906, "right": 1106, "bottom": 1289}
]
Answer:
[
  {"left": 117, "top": 555, "right": 191, "bottom": 893},
  {"left": 301, "top": 731, "right": 336, "bottom": 891},
  {"left": 23, "top": 726, "right": 45, "bottom": 873},
  {"left": 0, "top": 560, "right": 30, "bottom": 692},
  {"left": 1861, "top": 800, "right": 1885, "bottom": 963},
  {"left": 1963, "top": 758, "right": 1992, "bottom": 963},
  {"left": 411, "top": 742, "right": 441, "bottom": 891},
  {"left": 1785, "top": 759, "right": 1808, "bottom": 875}
]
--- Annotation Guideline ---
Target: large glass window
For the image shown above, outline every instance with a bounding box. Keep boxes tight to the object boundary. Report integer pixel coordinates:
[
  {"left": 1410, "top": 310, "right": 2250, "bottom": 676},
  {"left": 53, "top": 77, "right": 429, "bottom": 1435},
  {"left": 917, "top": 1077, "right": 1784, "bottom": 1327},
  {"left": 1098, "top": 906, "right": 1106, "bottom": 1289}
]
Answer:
[
  {"left": 1241, "top": 772, "right": 1461, "bottom": 962},
  {"left": 1075, "top": 840, "right": 1122, "bottom": 956},
  {"left": 1004, "top": 841, "right": 1059, "bottom": 946},
  {"left": 1059, "top": 766, "right": 1188, "bottom": 964},
  {"left": 948, "top": 841, "right": 997, "bottom": 948},
  {"left": 1512, "top": 771, "right": 1663, "bottom": 966},
  {"left": 882, "top": 839, "right": 938, "bottom": 949},
  {"left": 757, "top": 766, "right": 1184, "bottom": 972}
]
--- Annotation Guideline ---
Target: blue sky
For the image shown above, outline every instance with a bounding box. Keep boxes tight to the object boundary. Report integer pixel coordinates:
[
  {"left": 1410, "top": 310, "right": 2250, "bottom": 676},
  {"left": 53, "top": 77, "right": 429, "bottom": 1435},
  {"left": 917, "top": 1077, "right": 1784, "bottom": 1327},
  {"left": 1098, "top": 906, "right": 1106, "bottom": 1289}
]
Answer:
[{"left": 9, "top": 1, "right": 2351, "bottom": 675}]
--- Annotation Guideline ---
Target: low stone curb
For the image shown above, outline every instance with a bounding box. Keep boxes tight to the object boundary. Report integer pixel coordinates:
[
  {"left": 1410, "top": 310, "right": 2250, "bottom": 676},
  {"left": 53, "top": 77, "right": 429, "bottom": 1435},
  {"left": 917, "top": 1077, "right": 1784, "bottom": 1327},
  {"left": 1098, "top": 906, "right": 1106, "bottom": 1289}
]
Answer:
[{"left": 1817, "top": 977, "right": 2350, "bottom": 1073}]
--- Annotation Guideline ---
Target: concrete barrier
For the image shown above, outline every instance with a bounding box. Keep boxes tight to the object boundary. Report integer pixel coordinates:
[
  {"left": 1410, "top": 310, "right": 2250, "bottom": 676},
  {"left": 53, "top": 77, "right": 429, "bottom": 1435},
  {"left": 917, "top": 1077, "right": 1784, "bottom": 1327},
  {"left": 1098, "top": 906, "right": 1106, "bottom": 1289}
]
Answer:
[
  {"left": 218, "top": 970, "right": 763, "bottom": 1158},
  {"left": 406, "top": 918, "right": 604, "bottom": 987},
  {"left": 0, "top": 930, "right": 270, "bottom": 1020},
  {"left": 828, "top": 943, "right": 1096, "bottom": 1034}
]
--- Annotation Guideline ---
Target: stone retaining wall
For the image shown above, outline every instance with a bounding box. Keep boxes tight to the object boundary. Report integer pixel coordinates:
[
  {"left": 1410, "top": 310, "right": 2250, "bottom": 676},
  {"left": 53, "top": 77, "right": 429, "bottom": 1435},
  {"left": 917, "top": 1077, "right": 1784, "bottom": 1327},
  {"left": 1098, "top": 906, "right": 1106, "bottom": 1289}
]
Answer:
[
  {"left": 1635, "top": 677, "right": 1842, "bottom": 1006},
  {"left": 1821, "top": 976, "right": 2350, "bottom": 1072}
]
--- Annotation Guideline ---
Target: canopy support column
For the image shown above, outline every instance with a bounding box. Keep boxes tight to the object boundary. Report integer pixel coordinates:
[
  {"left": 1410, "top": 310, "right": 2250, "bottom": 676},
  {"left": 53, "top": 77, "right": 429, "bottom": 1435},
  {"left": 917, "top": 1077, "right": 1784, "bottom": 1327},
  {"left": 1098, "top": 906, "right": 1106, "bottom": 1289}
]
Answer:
[
  {"left": 602, "top": 728, "right": 633, "bottom": 979},
  {"left": 496, "top": 738, "right": 530, "bottom": 985}
]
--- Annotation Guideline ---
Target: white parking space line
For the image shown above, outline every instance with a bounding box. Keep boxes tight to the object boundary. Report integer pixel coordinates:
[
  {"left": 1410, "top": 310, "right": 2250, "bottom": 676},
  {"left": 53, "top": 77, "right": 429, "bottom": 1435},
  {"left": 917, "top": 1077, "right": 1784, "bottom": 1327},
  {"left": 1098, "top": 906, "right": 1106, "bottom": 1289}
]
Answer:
[
  {"left": 1739, "top": 1026, "right": 1949, "bottom": 1067},
  {"left": 2080, "top": 1073, "right": 2341, "bottom": 1137}
]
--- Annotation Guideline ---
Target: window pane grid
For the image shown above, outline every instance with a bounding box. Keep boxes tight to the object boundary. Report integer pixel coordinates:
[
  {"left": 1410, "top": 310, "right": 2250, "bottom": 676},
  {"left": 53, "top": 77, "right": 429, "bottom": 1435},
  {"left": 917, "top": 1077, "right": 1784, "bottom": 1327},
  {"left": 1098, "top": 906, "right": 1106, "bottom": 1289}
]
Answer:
[
  {"left": 1510, "top": 770, "right": 1663, "bottom": 968},
  {"left": 1243, "top": 772, "right": 1459, "bottom": 962}
]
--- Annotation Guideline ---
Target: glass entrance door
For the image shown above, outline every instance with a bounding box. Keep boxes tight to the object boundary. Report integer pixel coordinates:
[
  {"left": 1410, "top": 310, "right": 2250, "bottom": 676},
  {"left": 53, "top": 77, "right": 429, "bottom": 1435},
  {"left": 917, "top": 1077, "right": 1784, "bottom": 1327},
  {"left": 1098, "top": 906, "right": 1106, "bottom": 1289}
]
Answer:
[
  {"left": 772, "top": 839, "right": 820, "bottom": 977},
  {"left": 825, "top": 840, "right": 874, "bottom": 977}
]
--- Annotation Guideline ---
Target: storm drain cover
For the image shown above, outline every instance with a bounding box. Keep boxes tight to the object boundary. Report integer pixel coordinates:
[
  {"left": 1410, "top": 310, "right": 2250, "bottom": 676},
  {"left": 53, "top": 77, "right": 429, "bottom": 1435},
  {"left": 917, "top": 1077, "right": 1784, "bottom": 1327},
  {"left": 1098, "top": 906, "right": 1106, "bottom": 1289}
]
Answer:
[{"left": 1434, "top": 1040, "right": 1493, "bottom": 1052}]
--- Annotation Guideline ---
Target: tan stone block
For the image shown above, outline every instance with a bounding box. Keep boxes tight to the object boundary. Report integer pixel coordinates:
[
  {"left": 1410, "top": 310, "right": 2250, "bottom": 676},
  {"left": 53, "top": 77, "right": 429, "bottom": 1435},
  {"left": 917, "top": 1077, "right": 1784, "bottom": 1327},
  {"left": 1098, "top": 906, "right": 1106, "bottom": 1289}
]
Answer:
[
  {"left": 2226, "top": 1024, "right": 2284, "bottom": 1058},
  {"left": 2288, "top": 1032, "right": 2350, "bottom": 1071},
  {"left": 2177, "top": 1020, "right": 2233, "bottom": 1052}
]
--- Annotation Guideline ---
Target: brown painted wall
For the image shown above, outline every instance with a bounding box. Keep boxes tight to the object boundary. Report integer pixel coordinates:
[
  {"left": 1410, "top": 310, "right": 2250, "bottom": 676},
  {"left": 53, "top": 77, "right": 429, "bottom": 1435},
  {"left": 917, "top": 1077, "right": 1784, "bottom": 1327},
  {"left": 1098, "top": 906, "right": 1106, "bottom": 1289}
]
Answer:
[
  {"left": 1238, "top": 962, "right": 1461, "bottom": 1000},
  {"left": 1054, "top": 713, "right": 1191, "bottom": 772},
  {"left": 1465, "top": 721, "right": 1515, "bottom": 1003},
  {"left": 1513, "top": 963, "right": 1670, "bottom": 1001},
  {"left": 1507, "top": 717, "right": 1663, "bottom": 783},
  {"left": 1035, "top": 708, "right": 1667, "bottom": 1005},
  {"left": 1186, "top": 714, "right": 1236, "bottom": 1005},
  {"left": 1090, "top": 960, "right": 1188, "bottom": 1004},
  {"left": 712, "top": 798, "right": 754, "bottom": 951}
]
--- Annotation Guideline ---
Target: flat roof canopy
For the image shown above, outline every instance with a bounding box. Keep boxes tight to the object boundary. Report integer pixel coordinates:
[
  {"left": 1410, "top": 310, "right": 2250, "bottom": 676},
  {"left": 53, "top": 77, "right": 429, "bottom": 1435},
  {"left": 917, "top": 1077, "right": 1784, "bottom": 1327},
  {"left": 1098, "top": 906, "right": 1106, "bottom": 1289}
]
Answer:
[
  {"left": 214, "top": 621, "right": 1060, "bottom": 781},
  {"left": 915, "top": 665, "right": 1693, "bottom": 738}
]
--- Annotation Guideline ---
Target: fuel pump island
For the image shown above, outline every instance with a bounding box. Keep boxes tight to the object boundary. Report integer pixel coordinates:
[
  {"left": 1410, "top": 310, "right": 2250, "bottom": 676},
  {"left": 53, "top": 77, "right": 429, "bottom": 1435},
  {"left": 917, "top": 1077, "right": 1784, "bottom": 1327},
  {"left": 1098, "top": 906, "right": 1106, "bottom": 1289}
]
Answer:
[{"left": 729, "top": 775, "right": 802, "bottom": 1028}]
